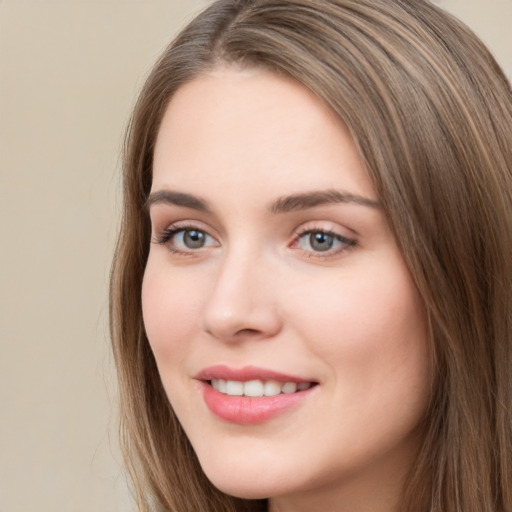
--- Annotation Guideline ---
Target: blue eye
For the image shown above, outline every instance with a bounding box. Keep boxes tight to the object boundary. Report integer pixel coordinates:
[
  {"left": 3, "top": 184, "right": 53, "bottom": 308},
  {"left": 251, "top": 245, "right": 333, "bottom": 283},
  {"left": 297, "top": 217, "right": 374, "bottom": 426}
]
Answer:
[{"left": 296, "top": 230, "right": 355, "bottom": 254}]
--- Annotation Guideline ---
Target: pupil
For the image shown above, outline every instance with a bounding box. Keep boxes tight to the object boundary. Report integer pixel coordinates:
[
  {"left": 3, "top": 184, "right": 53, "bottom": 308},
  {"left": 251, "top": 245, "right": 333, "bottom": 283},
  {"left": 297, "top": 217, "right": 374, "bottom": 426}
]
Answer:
[
  {"left": 310, "top": 232, "right": 333, "bottom": 252},
  {"left": 184, "top": 230, "right": 205, "bottom": 248}
]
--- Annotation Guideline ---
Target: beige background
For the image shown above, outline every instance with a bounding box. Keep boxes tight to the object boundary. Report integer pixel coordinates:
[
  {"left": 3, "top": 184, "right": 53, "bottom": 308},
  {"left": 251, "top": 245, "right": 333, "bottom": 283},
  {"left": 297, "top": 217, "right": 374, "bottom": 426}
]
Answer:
[{"left": 0, "top": 1, "right": 510, "bottom": 511}]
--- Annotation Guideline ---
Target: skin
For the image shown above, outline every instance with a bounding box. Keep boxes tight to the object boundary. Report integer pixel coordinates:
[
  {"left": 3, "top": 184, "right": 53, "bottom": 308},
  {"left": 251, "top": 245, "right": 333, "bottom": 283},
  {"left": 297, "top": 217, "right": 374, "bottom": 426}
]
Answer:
[{"left": 142, "top": 67, "right": 431, "bottom": 512}]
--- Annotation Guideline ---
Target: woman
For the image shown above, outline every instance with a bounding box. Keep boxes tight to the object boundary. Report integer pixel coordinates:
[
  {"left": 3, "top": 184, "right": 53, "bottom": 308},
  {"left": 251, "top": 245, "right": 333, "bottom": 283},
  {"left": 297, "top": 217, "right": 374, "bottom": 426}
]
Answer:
[{"left": 110, "top": 1, "right": 512, "bottom": 511}]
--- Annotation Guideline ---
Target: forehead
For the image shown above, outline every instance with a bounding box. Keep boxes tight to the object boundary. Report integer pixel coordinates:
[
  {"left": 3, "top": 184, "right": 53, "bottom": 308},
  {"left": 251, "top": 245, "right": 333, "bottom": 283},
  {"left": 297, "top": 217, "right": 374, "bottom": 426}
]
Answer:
[{"left": 152, "top": 67, "right": 375, "bottom": 201}]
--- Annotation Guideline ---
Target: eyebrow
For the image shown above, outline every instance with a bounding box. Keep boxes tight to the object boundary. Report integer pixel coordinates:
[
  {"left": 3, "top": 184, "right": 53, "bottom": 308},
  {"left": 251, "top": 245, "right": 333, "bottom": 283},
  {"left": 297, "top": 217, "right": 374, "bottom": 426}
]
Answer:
[
  {"left": 145, "top": 190, "right": 211, "bottom": 212},
  {"left": 269, "top": 189, "right": 380, "bottom": 213},
  {"left": 145, "top": 188, "right": 380, "bottom": 214}
]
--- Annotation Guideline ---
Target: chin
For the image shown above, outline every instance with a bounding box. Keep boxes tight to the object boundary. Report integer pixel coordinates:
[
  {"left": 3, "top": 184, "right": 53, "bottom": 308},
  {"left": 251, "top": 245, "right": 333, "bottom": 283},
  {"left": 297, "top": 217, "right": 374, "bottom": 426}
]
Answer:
[
  {"left": 205, "top": 472, "right": 274, "bottom": 500},
  {"left": 197, "top": 453, "right": 292, "bottom": 500}
]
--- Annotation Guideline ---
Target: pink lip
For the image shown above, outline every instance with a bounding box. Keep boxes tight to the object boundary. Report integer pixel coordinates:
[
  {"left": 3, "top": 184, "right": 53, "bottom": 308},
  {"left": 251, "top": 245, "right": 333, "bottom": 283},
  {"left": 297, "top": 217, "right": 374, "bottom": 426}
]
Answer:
[
  {"left": 196, "top": 365, "right": 318, "bottom": 425},
  {"left": 196, "top": 364, "right": 314, "bottom": 383}
]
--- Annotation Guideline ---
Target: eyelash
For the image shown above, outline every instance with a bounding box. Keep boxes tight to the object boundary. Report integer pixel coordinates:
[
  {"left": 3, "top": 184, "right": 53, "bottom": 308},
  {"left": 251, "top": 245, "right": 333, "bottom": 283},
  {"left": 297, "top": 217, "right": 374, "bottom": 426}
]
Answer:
[
  {"left": 153, "top": 222, "right": 214, "bottom": 256},
  {"left": 292, "top": 227, "right": 357, "bottom": 258},
  {"left": 153, "top": 222, "right": 357, "bottom": 259}
]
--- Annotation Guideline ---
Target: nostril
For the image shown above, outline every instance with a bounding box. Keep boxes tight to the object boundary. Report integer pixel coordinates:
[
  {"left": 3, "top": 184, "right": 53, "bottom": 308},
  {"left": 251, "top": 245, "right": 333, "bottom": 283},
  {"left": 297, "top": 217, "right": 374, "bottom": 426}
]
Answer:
[{"left": 236, "top": 328, "right": 261, "bottom": 337}]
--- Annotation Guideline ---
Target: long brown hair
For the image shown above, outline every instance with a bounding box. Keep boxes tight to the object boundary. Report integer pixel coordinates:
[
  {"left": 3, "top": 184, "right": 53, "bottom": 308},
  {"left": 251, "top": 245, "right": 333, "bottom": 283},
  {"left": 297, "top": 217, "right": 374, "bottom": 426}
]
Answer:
[{"left": 110, "top": 1, "right": 512, "bottom": 510}]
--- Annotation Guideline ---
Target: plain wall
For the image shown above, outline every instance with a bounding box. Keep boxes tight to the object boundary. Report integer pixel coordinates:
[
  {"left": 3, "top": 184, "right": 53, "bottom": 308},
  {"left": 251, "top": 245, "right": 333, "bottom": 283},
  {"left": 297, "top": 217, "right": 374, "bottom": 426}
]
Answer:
[{"left": 0, "top": 1, "right": 510, "bottom": 511}]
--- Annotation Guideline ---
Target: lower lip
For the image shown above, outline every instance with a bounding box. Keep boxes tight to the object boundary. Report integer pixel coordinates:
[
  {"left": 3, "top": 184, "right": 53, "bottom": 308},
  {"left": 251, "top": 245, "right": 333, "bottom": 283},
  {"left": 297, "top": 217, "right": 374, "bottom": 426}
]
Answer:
[{"left": 201, "top": 382, "right": 315, "bottom": 425}]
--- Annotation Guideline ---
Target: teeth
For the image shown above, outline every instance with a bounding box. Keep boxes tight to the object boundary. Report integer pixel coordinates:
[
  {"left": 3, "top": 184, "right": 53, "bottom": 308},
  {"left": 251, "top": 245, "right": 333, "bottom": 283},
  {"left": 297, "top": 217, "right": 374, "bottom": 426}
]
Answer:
[
  {"left": 264, "top": 380, "right": 282, "bottom": 396},
  {"left": 244, "top": 380, "right": 264, "bottom": 397},
  {"left": 212, "top": 379, "right": 227, "bottom": 393},
  {"left": 211, "top": 379, "right": 312, "bottom": 397},
  {"left": 225, "top": 380, "right": 244, "bottom": 396},
  {"left": 281, "top": 382, "right": 297, "bottom": 394},
  {"left": 218, "top": 379, "right": 227, "bottom": 393}
]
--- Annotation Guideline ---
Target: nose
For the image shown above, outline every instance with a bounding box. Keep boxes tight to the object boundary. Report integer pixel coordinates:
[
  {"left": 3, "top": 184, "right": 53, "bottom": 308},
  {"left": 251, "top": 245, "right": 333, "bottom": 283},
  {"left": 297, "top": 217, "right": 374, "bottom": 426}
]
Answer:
[{"left": 201, "top": 251, "right": 282, "bottom": 342}]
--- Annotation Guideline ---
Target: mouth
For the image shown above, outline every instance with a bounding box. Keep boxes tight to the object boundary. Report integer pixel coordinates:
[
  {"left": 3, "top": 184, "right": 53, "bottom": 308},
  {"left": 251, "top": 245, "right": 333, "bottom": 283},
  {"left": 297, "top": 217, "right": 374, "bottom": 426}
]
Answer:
[
  {"left": 196, "top": 365, "right": 319, "bottom": 424},
  {"left": 209, "top": 378, "right": 314, "bottom": 397}
]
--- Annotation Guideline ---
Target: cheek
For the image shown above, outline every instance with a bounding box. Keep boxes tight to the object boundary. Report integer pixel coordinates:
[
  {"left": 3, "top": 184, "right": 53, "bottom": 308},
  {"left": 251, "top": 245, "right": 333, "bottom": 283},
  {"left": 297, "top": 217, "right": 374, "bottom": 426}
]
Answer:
[
  {"left": 141, "top": 261, "right": 202, "bottom": 362},
  {"left": 286, "top": 259, "right": 430, "bottom": 397},
  {"left": 285, "top": 264, "right": 431, "bottom": 470}
]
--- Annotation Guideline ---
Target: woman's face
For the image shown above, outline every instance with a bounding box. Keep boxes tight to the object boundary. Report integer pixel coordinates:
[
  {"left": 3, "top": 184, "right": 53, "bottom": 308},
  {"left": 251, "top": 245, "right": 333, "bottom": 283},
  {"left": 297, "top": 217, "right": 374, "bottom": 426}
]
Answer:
[{"left": 143, "top": 68, "right": 431, "bottom": 511}]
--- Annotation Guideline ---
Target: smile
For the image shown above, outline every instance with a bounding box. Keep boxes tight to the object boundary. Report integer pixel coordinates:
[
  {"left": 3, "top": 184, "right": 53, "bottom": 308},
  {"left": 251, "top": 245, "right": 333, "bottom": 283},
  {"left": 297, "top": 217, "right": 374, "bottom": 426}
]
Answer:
[
  {"left": 210, "top": 378, "right": 313, "bottom": 397},
  {"left": 197, "top": 366, "right": 318, "bottom": 425}
]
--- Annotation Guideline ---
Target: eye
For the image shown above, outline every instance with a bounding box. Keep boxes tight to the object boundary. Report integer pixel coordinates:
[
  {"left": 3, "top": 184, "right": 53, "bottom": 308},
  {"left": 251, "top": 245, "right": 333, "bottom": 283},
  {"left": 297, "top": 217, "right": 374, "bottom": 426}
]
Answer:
[
  {"left": 174, "top": 229, "right": 212, "bottom": 249},
  {"left": 154, "top": 225, "right": 218, "bottom": 253},
  {"left": 295, "top": 229, "right": 356, "bottom": 256}
]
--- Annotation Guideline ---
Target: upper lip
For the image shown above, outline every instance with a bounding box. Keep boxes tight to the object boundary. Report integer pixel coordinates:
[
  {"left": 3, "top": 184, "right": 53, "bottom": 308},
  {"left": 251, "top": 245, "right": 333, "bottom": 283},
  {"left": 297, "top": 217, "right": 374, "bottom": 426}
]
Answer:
[{"left": 196, "top": 365, "right": 316, "bottom": 383}]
